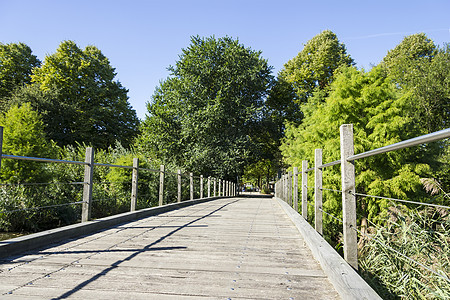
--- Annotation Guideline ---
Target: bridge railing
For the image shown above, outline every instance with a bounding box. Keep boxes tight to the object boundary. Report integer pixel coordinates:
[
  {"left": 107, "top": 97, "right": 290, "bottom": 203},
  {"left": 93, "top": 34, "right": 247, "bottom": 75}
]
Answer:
[
  {"left": 0, "top": 126, "right": 237, "bottom": 232},
  {"left": 275, "top": 124, "right": 450, "bottom": 282}
]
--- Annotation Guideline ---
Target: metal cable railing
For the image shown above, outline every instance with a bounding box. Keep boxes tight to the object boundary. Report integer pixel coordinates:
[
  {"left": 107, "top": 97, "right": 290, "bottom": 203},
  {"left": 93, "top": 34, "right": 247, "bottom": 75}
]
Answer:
[
  {"left": 0, "top": 201, "right": 85, "bottom": 214},
  {"left": 0, "top": 145, "right": 237, "bottom": 235},
  {"left": 350, "top": 191, "right": 450, "bottom": 210},
  {"left": 274, "top": 124, "right": 449, "bottom": 293}
]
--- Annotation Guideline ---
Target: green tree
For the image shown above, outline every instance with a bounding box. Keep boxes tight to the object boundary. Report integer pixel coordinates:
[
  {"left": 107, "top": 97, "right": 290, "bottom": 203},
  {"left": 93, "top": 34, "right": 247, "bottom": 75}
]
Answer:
[
  {"left": 0, "top": 103, "right": 56, "bottom": 183},
  {"left": 398, "top": 42, "right": 449, "bottom": 134},
  {"left": 281, "top": 30, "right": 354, "bottom": 103},
  {"left": 242, "top": 158, "right": 278, "bottom": 191},
  {"left": 381, "top": 33, "right": 436, "bottom": 84},
  {"left": 138, "top": 36, "right": 273, "bottom": 179},
  {"left": 281, "top": 66, "right": 438, "bottom": 244},
  {"left": 0, "top": 42, "right": 40, "bottom": 109},
  {"left": 266, "top": 75, "right": 301, "bottom": 126},
  {"left": 30, "top": 40, "right": 139, "bottom": 149}
]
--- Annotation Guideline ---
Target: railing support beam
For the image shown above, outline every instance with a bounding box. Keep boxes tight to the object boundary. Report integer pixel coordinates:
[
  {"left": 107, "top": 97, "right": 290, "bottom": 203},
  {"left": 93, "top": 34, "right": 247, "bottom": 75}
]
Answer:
[
  {"left": 315, "top": 149, "right": 323, "bottom": 235},
  {"left": 340, "top": 124, "right": 358, "bottom": 270},
  {"left": 200, "top": 175, "right": 204, "bottom": 199},
  {"left": 207, "top": 176, "right": 211, "bottom": 198},
  {"left": 130, "top": 158, "right": 139, "bottom": 211},
  {"left": 82, "top": 147, "right": 94, "bottom": 222},
  {"left": 190, "top": 173, "right": 194, "bottom": 200},
  {"left": 293, "top": 167, "right": 299, "bottom": 212},
  {"left": 287, "top": 171, "right": 292, "bottom": 206},
  {"left": 301, "top": 160, "right": 308, "bottom": 219},
  {"left": 177, "top": 169, "right": 182, "bottom": 203},
  {"left": 159, "top": 165, "right": 165, "bottom": 206}
]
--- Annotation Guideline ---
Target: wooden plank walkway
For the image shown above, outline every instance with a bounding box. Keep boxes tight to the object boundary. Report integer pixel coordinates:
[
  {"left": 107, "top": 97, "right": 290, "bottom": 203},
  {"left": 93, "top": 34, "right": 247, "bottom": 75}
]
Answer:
[{"left": 0, "top": 196, "right": 339, "bottom": 299}]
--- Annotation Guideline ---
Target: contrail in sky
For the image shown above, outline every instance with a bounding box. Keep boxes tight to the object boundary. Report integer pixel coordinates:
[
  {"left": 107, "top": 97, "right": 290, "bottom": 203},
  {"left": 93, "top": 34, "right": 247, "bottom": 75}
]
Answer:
[{"left": 345, "top": 28, "right": 450, "bottom": 40}]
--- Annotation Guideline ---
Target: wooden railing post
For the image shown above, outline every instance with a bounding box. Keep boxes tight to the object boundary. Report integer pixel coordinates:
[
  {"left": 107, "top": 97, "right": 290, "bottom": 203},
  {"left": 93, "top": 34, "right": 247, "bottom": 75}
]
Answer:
[
  {"left": 315, "top": 149, "right": 323, "bottom": 235},
  {"left": 190, "top": 172, "right": 194, "bottom": 200},
  {"left": 275, "top": 181, "right": 278, "bottom": 198},
  {"left": 340, "top": 124, "right": 358, "bottom": 270},
  {"left": 287, "top": 171, "right": 293, "bottom": 206},
  {"left": 130, "top": 158, "right": 139, "bottom": 212},
  {"left": 293, "top": 167, "right": 299, "bottom": 212},
  {"left": 159, "top": 165, "right": 165, "bottom": 206},
  {"left": 207, "top": 176, "right": 211, "bottom": 198},
  {"left": 200, "top": 175, "right": 204, "bottom": 199},
  {"left": 218, "top": 179, "right": 221, "bottom": 197},
  {"left": 222, "top": 180, "right": 227, "bottom": 197},
  {"left": 226, "top": 180, "right": 228, "bottom": 196},
  {"left": 0, "top": 126, "right": 3, "bottom": 171},
  {"left": 285, "top": 174, "right": 288, "bottom": 202},
  {"left": 225, "top": 181, "right": 227, "bottom": 197},
  {"left": 177, "top": 169, "right": 182, "bottom": 203},
  {"left": 223, "top": 180, "right": 226, "bottom": 197},
  {"left": 301, "top": 160, "right": 308, "bottom": 219},
  {"left": 82, "top": 147, "right": 94, "bottom": 222}
]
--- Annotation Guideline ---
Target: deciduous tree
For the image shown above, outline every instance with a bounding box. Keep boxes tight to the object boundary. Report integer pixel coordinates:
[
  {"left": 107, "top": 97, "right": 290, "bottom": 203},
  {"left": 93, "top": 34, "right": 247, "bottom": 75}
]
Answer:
[
  {"left": 281, "top": 30, "right": 354, "bottom": 103},
  {"left": 30, "top": 41, "right": 139, "bottom": 148},
  {"left": 138, "top": 36, "right": 273, "bottom": 179},
  {"left": 0, "top": 42, "right": 40, "bottom": 109}
]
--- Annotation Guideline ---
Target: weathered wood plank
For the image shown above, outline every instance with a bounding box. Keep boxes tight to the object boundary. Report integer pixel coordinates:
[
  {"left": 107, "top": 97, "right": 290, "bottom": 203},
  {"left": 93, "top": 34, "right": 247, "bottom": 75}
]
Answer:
[{"left": 0, "top": 197, "right": 340, "bottom": 299}]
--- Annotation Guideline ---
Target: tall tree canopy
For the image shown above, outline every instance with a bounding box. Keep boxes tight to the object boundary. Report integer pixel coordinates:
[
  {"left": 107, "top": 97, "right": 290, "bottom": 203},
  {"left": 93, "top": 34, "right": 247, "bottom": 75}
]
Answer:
[
  {"left": 281, "top": 30, "right": 354, "bottom": 103},
  {"left": 0, "top": 42, "right": 40, "bottom": 109},
  {"left": 381, "top": 34, "right": 448, "bottom": 133},
  {"left": 138, "top": 36, "right": 273, "bottom": 179},
  {"left": 381, "top": 33, "right": 436, "bottom": 83},
  {"left": 265, "top": 30, "right": 354, "bottom": 141},
  {"left": 29, "top": 40, "right": 139, "bottom": 148},
  {"left": 280, "top": 65, "right": 440, "bottom": 243}
]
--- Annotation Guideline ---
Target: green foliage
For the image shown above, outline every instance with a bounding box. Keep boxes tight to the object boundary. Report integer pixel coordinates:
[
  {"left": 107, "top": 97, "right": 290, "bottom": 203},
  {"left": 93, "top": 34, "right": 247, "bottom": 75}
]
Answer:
[
  {"left": 359, "top": 207, "right": 450, "bottom": 299},
  {"left": 381, "top": 33, "right": 437, "bottom": 84},
  {"left": 30, "top": 40, "right": 139, "bottom": 149},
  {"left": 278, "top": 32, "right": 449, "bottom": 298},
  {"left": 138, "top": 36, "right": 273, "bottom": 179},
  {"left": 242, "top": 158, "right": 277, "bottom": 190},
  {"left": 266, "top": 75, "right": 302, "bottom": 125},
  {"left": 407, "top": 44, "right": 450, "bottom": 134},
  {"left": 0, "top": 142, "right": 163, "bottom": 232},
  {"left": 281, "top": 30, "right": 354, "bottom": 103},
  {"left": 281, "top": 66, "right": 440, "bottom": 245},
  {"left": 0, "top": 103, "right": 56, "bottom": 183},
  {"left": 0, "top": 42, "right": 40, "bottom": 108},
  {"left": 380, "top": 33, "right": 450, "bottom": 135}
]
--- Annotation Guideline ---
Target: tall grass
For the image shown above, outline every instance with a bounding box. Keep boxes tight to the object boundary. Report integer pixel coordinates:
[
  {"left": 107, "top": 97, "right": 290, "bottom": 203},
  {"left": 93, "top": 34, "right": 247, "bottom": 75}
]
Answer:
[{"left": 359, "top": 206, "right": 450, "bottom": 299}]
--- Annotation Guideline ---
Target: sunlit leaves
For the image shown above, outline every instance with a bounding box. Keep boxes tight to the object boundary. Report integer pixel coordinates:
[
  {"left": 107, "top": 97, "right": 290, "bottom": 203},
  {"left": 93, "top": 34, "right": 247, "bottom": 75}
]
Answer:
[{"left": 138, "top": 36, "right": 273, "bottom": 179}]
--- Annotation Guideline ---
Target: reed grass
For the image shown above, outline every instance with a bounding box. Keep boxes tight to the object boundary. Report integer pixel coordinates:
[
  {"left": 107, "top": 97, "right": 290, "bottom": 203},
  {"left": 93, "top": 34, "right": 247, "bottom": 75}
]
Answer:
[{"left": 359, "top": 206, "right": 450, "bottom": 299}]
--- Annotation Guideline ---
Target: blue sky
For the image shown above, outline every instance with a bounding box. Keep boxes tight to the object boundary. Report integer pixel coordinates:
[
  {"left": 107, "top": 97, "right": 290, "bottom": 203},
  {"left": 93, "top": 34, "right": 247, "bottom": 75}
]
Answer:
[{"left": 1, "top": 0, "right": 449, "bottom": 119}]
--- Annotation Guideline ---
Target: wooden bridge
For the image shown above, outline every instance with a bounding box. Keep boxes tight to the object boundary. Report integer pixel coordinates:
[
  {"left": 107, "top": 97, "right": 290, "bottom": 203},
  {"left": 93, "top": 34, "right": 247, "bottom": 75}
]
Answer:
[{"left": 0, "top": 195, "right": 379, "bottom": 299}]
